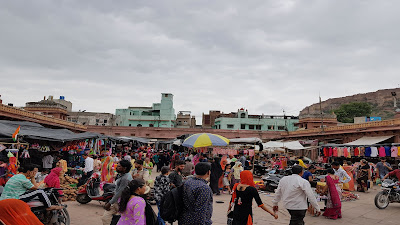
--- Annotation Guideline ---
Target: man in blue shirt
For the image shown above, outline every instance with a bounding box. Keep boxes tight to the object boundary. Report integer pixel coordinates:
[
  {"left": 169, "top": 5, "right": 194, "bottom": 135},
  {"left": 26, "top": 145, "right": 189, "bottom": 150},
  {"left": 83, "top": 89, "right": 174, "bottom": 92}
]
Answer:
[
  {"left": 302, "top": 165, "right": 316, "bottom": 182},
  {"left": 179, "top": 162, "right": 213, "bottom": 225}
]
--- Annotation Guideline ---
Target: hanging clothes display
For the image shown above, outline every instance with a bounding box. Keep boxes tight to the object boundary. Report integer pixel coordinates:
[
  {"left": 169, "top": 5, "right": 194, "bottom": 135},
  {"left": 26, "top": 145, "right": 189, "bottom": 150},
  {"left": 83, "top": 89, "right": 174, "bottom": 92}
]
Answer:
[
  {"left": 384, "top": 146, "right": 391, "bottom": 157},
  {"left": 370, "top": 147, "right": 378, "bottom": 157},
  {"left": 333, "top": 147, "right": 338, "bottom": 157},
  {"left": 337, "top": 147, "right": 343, "bottom": 157},
  {"left": 365, "top": 147, "right": 371, "bottom": 157},
  {"left": 391, "top": 146, "right": 398, "bottom": 158},
  {"left": 354, "top": 147, "right": 360, "bottom": 156},
  {"left": 329, "top": 147, "right": 333, "bottom": 157},
  {"left": 378, "top": 146, "right": 386, "bottom": 157},
  {"left": 343, "top": 147, "right": 348, "bottom": 158}
]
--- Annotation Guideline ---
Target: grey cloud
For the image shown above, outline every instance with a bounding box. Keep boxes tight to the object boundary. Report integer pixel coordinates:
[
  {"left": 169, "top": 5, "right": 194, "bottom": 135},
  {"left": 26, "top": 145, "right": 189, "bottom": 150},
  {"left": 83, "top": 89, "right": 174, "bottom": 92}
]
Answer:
[{"left": 1, "top": 0, "right": 400, "bottom": 123}]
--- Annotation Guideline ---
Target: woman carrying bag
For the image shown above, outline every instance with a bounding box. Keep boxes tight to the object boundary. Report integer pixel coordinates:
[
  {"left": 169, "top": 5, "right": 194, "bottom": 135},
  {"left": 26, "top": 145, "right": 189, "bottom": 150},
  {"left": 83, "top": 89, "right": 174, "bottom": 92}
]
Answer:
[{"left": 227, "top": 170, "right": 277, "bottom": 225}]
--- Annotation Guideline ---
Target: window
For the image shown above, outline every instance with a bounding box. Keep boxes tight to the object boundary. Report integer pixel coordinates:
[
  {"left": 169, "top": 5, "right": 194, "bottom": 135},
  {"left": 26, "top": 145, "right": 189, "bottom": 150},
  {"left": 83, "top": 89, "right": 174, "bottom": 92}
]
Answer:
[
  {"left": 277, "top": 126, "right": 285, "bottom": 130},
  {"left": 104, "top": 119, "right": 108, "bottom": 123},
  {"left": 96, "top": 119, "right": 100, "bottom": 123},
  {"left": 241, "top": 124, "right": 246, "bottom": 129},
  {"left": 115, "top": 133, "right": 121, "bottom": 136},
  {"left": 146, "top": 133, "right": 150, "bottom": 137},
  {"left": 268, "top": 125, "right": 274, "bottom": 130},
  {"left": 137, "top": 124, "right": 142, "bottom": 127},
  {"left": 149, "top": 124, "right": 154, "bottom": 127},
  {"left": 131, "top": 133, "right": 136, "bottom": 136},
  {"left": 129, "top": 124, "right": 131, "bottom": 127},
  {"left": 241, "top": 113, "right": 246, "bottom": 118},
  {"left": 249, "top": 125, "right": 255, "bottom": 130},
  {"left": 227, "top": 124, "right": 234, "bottom": 129},
  {"left": 256, "top": 125, "right": 262, "bottom": 130},
  {"left": 165, "top": 94, "right": 169, "bottom": 97}
]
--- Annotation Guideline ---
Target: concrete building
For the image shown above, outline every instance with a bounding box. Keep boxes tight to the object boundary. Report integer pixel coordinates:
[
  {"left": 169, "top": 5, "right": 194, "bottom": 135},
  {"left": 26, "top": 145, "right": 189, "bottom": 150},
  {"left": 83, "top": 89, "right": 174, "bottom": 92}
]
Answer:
[
  {"left": 24, "top": 96, "right": 69, "bottom": 120},
  {"left": 296, "top": 114, "right": 338, "bottom": 129},
  {"left": 116, "top": 93, "right": 176, "bottom": 128},
  {"left": 53, "top": 96, "right": 73, "bottom": 112},
  {"left": 213, "top": 108, "right": 299, "bottom": 132},
  {"left": 202, "top": 110, "right": 222, "bottom": 128},
  {"left": 67, "top": 111, "right": 117, "bottom": 126},
  {"left": 176, "top": 111, "right": 196, "bottom": 128}
]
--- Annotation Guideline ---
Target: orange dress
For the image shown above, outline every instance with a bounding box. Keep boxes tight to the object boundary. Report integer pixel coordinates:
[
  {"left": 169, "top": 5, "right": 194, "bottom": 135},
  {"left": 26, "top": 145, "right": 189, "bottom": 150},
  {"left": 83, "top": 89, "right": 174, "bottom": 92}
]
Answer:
[
  {"left": 342, "top": 165, "right": 355, "bottom": 191},
  {"left": 0, "top": 199, "right": 43, "bottom": 225}
]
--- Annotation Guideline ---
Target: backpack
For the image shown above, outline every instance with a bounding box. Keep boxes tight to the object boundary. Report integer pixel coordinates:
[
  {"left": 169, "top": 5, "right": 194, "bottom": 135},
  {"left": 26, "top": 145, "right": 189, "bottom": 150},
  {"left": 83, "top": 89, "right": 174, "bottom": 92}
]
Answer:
[{"left": 160, "top": 185, "right": 184, "bottom": 223}]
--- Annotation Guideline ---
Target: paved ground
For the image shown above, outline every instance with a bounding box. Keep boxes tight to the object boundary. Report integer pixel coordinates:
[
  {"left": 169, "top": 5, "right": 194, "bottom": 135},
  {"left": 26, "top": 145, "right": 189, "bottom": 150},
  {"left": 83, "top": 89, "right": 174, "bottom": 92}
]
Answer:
[{"left": 66, "top": 173, "right": 400, "bottom": 225}]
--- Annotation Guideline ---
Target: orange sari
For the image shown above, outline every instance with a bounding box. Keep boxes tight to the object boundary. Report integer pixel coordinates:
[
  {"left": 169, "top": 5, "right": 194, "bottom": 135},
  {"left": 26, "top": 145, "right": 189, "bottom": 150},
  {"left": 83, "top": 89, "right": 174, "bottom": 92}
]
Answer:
[
  {"left": 342, "top": 165, "right": 355, "bottom": 191},
  {"left": 0, "top": 199, "right": 43, "bottom": 225}
]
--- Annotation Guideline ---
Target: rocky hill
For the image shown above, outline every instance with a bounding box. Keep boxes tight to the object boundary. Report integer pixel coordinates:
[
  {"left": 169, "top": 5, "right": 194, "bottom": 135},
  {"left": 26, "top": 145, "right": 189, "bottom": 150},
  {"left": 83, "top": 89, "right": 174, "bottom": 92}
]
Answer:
[{"left": 300, "top": 88, "right": 400, "bottom": 120}]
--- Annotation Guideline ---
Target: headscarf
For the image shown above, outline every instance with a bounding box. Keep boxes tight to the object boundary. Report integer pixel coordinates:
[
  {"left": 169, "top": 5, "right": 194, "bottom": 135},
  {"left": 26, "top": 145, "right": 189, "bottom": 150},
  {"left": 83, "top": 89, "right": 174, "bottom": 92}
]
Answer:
[
  {"left": 232, "top": 161, "right": 243, "bottom": 179},
  {"left": 101, "top": 156, "right": 115, "bottom": 183},
  {"left": 0, "top": 199, "right": 43, "bottom": 225},
  {"left": 220, "top": 155, "right": 228, "bottom": 170},
  {"left": 231, "top": 170, "right": 256, "bottom": 204},
  {"left": 44, "top": 167, "right": 63, "bottom": 195}
]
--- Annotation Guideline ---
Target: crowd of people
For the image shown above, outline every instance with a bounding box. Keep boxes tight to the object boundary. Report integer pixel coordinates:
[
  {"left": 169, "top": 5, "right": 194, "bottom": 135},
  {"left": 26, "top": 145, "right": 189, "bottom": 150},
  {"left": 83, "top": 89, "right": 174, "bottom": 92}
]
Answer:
[{"left": 1, "top": 146, "right": 399, "bottom": 225}]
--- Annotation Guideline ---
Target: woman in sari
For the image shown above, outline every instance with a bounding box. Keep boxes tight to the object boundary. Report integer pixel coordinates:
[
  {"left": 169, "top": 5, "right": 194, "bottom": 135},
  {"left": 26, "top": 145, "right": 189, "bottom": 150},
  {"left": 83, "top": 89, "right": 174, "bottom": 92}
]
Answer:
[
  {"left": 101, "top": 156, "right": 115, "bottom": 183},
  {"left": 356, "top": 159, "right": 371, "bottom": 192},
  {"left": 228, "top": 170, "right": 277, "bottom": 225},
  {"left": 342, "top": 161, "right": 355, "bottom": 191},
  {"left": 322, "top": 168, "right": 342, "bottom": 220}
]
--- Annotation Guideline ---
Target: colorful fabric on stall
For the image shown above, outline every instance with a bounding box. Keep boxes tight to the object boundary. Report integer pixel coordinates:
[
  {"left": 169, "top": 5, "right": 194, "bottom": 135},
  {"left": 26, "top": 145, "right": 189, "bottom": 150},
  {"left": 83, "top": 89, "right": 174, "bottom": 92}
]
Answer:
[
  {"left": 354, "top": 147, "right": 360, "bottom": 156},
  {"left": 378, "top": 146, "right": 386, "bottom": 157},
  {"left": 365, "top": 147, "right": 371, "bottom": 157},
  {"left": 329, "top": 147, "right": 333, "bottom": 157},
  {"left": 337, "top": 147, "right": 343, "bottom": 157},
  {"left": 323, "top": 147, "right": 329, "bottom": 157},
  {"left": 384, "top": 146, "right": 391, "bottom": 157},
  {"left": 391, "top": 146, "right": 398, "bottom": 157},
  {"left": 333, "top": 148, "right": 338, "bottom": 157},
  {"left": 7, "top": 157, "right": 17, "bottom": 178},
  {"left": 371, "top": 147, "right": 378, "bottom": 157},
  {"left": 343, "top": 148, "right": 348, "bottom": 158},
  {"left": 101, "top": 156, "right": 114, "bottom": 183}
]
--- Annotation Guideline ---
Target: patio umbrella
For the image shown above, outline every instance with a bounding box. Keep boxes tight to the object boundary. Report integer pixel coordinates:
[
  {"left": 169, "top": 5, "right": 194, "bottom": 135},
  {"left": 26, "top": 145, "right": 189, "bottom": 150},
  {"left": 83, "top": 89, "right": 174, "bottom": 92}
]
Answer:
[{"left": 182, "top": 133, "right": 230, "bottom": 148}]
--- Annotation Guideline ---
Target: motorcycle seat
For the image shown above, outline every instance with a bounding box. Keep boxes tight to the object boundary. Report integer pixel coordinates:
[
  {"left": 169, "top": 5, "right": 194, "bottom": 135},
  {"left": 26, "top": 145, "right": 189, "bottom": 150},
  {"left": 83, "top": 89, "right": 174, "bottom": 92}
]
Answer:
[
  {"left": 26, "top": 201, "right": 44, "bottom": 208},
  {"left": 103, "top": 183, "right": 116, "bottom": 192}
]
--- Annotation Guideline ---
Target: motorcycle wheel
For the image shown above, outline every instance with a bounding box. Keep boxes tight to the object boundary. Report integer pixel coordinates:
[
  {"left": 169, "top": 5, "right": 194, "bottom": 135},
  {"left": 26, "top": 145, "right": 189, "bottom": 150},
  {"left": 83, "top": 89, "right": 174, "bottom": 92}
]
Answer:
[
  {"left": 374, "top": 191, "right": 390, "bottom": 209},
  {"left": 76, "top": 194, "right": 92, "bottom": 204},
  {"left": 54, "top": 208, "right": 70, "bottom": 225}
]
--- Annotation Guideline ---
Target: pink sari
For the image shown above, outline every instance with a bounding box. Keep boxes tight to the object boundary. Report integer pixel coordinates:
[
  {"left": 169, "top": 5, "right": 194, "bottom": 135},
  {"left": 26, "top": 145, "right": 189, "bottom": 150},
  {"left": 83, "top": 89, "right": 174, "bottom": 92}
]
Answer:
[{"left": 323, "top": 175, "right": 342, "bottom": 219}]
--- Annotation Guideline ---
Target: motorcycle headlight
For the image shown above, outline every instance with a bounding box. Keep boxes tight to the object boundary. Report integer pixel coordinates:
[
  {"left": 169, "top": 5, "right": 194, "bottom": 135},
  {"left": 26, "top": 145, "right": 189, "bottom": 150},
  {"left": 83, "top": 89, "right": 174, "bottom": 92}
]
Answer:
[{"left": 382, "top": 183, "right": 389, "bottom": 188}]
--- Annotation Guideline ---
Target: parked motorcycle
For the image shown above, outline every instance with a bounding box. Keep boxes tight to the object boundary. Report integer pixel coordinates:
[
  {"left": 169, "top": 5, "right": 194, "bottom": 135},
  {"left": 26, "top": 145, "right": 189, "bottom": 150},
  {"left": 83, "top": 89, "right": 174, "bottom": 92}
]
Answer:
[
  {"left": 374, "top": 179, "right": 400, "bottom": 209},
  {"left": 0, "top": 186, "right": 69, "bottom": 224},
  {"left": 76, "top": 174, "right": 115, "bottom": 204},
  {"left": 261, "top": 173, "right": 284, "bottom": 192},
  {"left": 31, "top": 188, "right": 70, "bottom": 225}
]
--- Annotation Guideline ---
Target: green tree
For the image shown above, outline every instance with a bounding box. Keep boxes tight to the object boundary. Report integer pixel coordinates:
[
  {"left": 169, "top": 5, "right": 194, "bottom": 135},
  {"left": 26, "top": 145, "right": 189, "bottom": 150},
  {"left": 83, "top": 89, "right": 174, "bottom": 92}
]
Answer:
[{"left": 334, "top": 102, "right": 372, "bottom": 123}]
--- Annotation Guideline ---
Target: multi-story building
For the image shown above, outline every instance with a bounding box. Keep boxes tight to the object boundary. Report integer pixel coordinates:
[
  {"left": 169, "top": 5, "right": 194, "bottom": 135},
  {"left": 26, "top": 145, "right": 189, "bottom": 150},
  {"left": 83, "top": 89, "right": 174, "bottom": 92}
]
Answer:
[
  {"left": 202, "top": 110, "right": 222, "bottom": 128},
  {"left": 213, "top": 108, "right": 299, "bottom": 131},
  {"left": 24, "top": 96, "right": 69, "bottom": 120},
  {"left": 176, "top": 111, "right": 196, "bottom": 128},
  {"left": 67, "top": 111, "right": 117, "bottom": 126},
  {"left": 115, "top": 93, "right": 176, "bottom": 128},
  {"left": 53, "top": 96, "right": 72, "bottom": 112}
]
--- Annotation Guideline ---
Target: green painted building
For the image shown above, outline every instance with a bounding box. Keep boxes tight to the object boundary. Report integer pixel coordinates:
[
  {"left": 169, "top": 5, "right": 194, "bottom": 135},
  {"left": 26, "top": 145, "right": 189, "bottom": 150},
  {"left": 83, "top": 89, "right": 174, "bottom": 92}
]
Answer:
[
  {"left": 116, "top": 93, "right": 176, "bottom": 127},
  {"left": 213, "top": 109, "right": 299, "bottom": 131}
]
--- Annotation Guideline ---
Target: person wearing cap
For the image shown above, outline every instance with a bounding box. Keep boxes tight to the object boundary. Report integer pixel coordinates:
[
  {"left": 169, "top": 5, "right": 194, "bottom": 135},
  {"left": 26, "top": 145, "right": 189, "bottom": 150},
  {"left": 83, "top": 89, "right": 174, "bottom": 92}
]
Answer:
[{"left": 383, "top": 163, "right": 400, "bottom": 181}]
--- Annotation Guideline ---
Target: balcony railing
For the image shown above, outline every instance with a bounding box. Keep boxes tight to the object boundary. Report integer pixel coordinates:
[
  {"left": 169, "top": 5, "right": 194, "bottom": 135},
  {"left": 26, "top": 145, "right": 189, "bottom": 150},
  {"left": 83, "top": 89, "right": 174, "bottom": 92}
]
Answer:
[
  {"left": 284, "top": 118, "right": 400, "bottom": 135},
  {"left": 0, "top": 104, "right": 87, "bottom": 130}
]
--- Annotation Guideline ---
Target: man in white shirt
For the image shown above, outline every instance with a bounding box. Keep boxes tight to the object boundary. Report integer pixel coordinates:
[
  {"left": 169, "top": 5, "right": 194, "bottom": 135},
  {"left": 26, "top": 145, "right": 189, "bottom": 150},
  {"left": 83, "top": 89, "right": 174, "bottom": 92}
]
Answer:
[
  {"left": 272, "top": 165, "right": 321, "bottom": 224},
  {"left": 79, "top": 154, "right": 94, "bottom": 186},
  {"left": 331, "top": 161, "right": 351, "bottom": 184}
]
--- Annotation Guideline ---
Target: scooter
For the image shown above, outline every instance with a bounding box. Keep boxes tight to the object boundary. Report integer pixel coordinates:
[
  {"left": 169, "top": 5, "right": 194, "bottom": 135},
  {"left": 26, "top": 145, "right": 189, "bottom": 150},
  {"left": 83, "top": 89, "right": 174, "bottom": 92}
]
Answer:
[{"left": 76, "top": 173, "right": 115, "bottom": 204}]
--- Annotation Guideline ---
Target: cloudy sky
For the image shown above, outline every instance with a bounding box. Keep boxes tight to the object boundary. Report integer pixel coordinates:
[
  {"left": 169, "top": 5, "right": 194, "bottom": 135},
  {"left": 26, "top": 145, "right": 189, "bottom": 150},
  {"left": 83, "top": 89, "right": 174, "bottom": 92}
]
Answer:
[{"left": 1, "top": 1, "right": 399, "bottom": 122}]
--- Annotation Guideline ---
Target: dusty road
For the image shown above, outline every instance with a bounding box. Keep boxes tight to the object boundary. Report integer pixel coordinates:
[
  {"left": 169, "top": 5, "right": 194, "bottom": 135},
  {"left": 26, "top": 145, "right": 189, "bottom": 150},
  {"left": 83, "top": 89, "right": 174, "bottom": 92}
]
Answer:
[{"left": 66, "top": 185, "right": 400, "bottom": 225}]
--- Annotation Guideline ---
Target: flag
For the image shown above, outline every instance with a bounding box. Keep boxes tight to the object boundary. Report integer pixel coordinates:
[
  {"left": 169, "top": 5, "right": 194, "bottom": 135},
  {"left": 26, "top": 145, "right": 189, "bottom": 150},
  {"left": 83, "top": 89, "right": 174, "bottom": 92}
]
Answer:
[{"left": 12, "top": 126, "right": 20, "bottom": 142}]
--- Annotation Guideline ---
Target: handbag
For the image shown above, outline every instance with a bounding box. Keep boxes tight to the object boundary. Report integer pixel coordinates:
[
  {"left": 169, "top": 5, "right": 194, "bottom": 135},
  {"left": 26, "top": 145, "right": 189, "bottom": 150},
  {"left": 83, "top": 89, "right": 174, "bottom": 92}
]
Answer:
[{"left": 227, "top": 199, "right": 235, "bottom": 225}]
